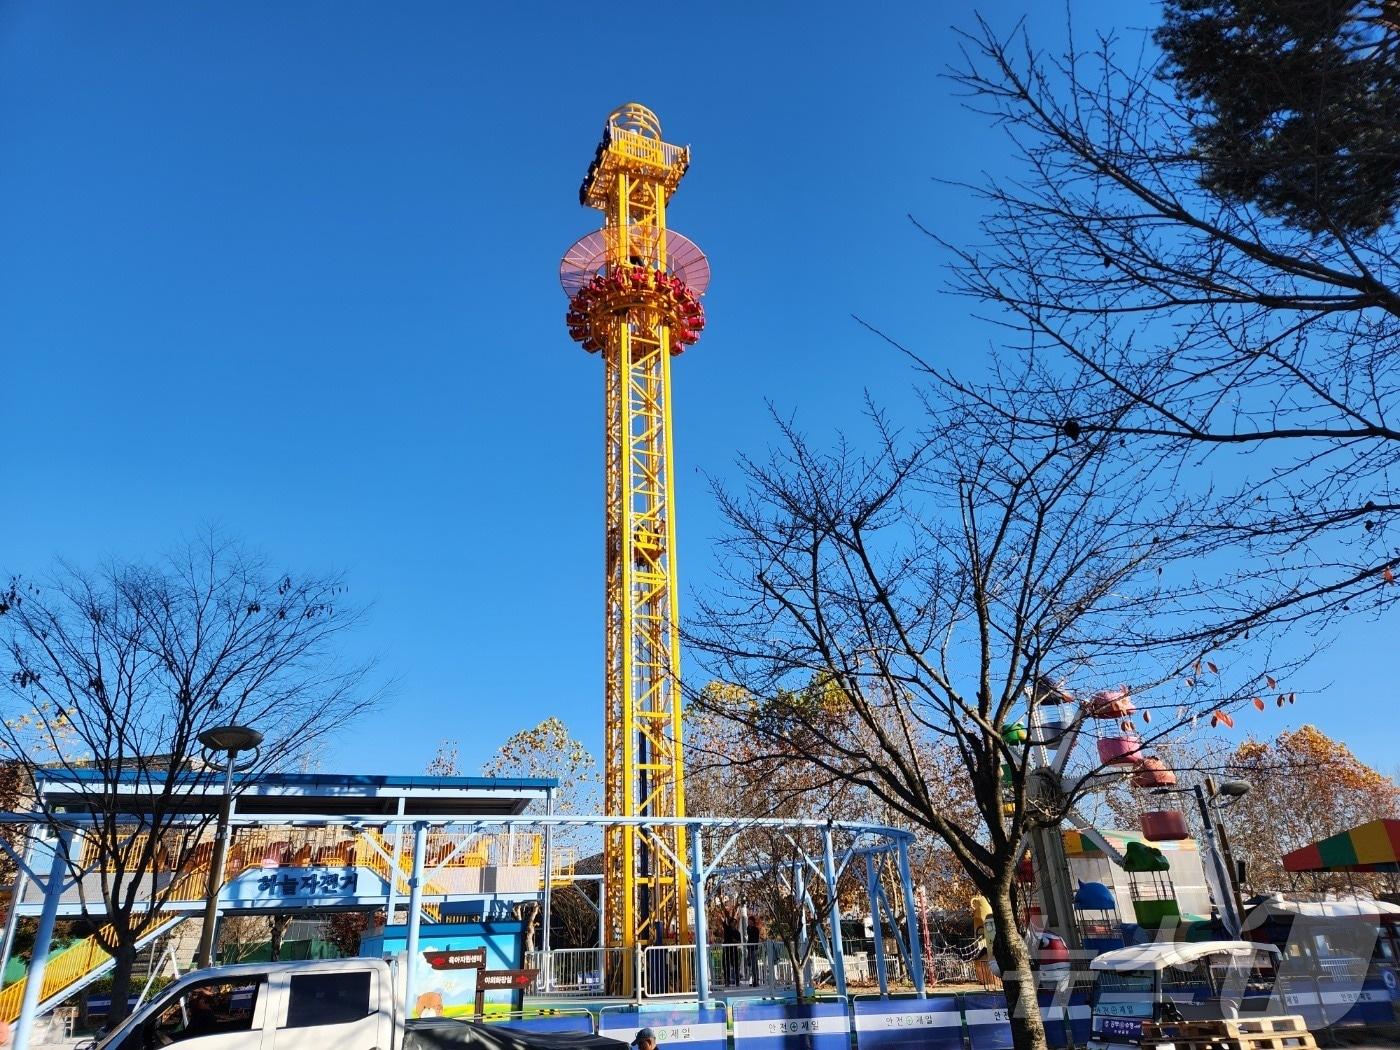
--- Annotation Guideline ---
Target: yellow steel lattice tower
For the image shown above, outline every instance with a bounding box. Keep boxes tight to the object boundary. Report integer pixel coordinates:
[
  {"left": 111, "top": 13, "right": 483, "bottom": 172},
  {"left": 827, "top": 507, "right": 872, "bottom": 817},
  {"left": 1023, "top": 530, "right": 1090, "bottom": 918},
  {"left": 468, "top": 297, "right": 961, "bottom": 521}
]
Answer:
[{"left": 560, "top": 103, "right": 709, "bottom": 951}]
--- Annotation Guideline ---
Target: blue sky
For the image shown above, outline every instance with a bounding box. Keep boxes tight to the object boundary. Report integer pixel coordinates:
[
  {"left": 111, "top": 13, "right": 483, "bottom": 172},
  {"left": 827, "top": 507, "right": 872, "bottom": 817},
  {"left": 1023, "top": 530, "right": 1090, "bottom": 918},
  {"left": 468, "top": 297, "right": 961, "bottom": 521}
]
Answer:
[{"left": 2, "top": 2, "right": 1394, "bottom": 778}]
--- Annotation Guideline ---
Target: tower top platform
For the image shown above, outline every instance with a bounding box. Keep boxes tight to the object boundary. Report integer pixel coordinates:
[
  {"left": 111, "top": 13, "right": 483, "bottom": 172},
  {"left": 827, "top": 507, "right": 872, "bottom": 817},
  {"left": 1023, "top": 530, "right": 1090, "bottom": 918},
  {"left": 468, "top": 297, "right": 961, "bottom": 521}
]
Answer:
[{"left": 579, "top": 101, "right": 691, "bottom": 209}]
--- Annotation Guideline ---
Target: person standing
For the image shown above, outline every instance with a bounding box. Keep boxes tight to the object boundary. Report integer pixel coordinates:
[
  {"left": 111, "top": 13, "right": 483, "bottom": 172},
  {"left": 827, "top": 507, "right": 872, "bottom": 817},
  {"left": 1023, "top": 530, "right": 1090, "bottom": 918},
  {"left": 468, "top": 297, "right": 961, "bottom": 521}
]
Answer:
[
  {"left": 722, "top": 917, "right": 741, "bottom": 986},
  {"left": 746, "top": 916, "right": 762, "bottom": 986}
]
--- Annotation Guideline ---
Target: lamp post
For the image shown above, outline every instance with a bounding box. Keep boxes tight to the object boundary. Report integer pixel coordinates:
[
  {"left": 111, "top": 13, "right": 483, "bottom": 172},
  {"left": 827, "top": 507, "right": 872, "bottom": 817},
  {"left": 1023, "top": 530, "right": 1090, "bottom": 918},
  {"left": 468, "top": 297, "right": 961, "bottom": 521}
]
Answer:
[
  {"left": 195, "top": 724, "right": 263, "bottom": 968},
  {"left": 1154, "top": 778, "right": 1250, "bottom": 938},
  {"left": 1206, "top": 778, "right": 1250, "bottom": 931}
]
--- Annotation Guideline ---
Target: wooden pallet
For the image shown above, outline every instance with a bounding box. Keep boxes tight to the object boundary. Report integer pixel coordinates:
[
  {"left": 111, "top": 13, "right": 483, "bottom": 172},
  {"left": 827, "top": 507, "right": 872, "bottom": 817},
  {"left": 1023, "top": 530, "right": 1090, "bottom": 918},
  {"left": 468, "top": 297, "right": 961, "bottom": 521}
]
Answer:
[
  {"left": 1141, "top": 1035, "right": 1315, "bottom": 1050},
  {"left": 1143, "top": 1015, "right": 1316, "bottom": 1050},
  {"left": 1147, "top": 1016, "right": 1310, "bottom": 1039}
]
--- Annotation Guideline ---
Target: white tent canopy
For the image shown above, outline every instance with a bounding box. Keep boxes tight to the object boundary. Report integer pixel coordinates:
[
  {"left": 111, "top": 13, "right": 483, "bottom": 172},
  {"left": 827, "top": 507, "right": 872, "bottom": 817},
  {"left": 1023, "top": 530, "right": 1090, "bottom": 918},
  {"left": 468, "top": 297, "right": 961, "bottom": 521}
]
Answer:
[
  {"left": 1250, "top": 893, "right": 1400, "bottom": 919},
  {"left": 1091, "top": 941, "right": 1280, "bottom": 972}
]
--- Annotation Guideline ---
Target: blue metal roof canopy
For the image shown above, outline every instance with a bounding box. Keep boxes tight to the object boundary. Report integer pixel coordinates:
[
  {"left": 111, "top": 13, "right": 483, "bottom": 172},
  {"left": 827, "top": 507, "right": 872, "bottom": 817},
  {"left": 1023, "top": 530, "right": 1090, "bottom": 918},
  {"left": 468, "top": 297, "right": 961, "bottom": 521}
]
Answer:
[{"left": 34, "top": 769, "right": 558, "bottom": 818}]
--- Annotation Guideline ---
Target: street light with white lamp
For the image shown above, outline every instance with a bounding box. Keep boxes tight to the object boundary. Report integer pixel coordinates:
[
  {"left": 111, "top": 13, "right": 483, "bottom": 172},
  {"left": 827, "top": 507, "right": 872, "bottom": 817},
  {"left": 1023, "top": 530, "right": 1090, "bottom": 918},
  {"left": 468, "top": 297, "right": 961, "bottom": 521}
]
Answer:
[{"left": 194, "top": 724, "right": 263, "bottom": 968}]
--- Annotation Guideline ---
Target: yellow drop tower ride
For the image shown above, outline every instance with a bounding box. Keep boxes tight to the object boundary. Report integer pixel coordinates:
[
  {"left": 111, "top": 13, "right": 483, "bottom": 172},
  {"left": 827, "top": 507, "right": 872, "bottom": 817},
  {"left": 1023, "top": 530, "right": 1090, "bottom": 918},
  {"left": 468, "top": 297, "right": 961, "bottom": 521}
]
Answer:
[{"left": 560, "top": 103, "right": 710, "bottom": 952}]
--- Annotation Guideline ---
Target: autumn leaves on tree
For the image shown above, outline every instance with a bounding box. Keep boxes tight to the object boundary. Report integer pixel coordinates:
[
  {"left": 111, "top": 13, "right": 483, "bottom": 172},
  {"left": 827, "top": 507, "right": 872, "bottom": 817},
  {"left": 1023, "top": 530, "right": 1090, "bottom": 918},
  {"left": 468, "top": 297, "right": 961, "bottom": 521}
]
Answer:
[{"left": 1225, "top": 726, "right": 1400, "bottom": 894}]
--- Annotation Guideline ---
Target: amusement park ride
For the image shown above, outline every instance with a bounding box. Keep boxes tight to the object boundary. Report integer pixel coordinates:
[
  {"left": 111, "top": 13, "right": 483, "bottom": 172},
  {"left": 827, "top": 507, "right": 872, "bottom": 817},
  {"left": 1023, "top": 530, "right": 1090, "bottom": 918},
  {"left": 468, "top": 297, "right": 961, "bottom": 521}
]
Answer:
[
  {"left": 552, "top": 102, "right": 1217, "bottom": 981},
  {"left": 985, "top": 682, "right": 1242, "bottom": 968},
  {"left": 560, "top": 103, "right": 709, "bottom": 955},
  {"left": 552, "top": 105, "right": 1233, "bottom": 973},
  {"left": 4, "top": 103, "right": 1400, "bottom": 1050}
]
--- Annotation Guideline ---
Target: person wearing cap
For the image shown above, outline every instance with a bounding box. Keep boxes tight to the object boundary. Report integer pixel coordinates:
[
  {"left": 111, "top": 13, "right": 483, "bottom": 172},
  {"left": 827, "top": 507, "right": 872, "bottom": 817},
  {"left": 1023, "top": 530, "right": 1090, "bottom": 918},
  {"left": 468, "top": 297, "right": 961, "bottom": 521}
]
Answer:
[{"left": 632, "top": 1027, "right": 658, "bottom": 1050}]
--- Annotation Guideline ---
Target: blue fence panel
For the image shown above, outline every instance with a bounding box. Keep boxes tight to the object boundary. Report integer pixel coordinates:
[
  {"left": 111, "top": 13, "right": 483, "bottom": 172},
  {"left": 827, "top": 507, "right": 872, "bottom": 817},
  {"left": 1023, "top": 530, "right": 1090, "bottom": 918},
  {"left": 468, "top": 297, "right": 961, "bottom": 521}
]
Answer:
[
  {"left": 600, "top": 1006, "right": 729, "bottom": 1050},
  {"left": 501, "top": 1016, "right": 597, "bottom": 1035},
  {"left": 852, "top": 996, "right": 963, "bottom": 1050},
  {"left": 1066, "top": 991, "right": 1092, "bottom": 1047},
  {"left": 1279, "top": 974, "right": 1328, "bottom": 1032},
  {"left": 963, "top": 992, "right": 1012, "bottom": 1050},
  {"left": 1035, "top": 989, "right": 1073, "bottom": 1049},
  {"left": 1318, "top": 975, "right": 1395, "bottom": 1029},
  {"left": 732, "top": 1000, "right": 850, "bottom": 1050},
  {"left": 84, "top": 996, "right": 140, "bottom": 1019},
  {"left": 1239, "top": 994, "right": 1275, "bottom": 1017}
]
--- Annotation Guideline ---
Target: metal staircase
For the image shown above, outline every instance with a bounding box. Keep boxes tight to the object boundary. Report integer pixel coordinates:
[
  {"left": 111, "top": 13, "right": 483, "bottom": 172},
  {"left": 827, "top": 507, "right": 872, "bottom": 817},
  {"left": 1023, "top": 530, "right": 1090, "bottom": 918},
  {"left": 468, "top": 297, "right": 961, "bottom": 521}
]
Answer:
[
  {"left": 0, "top": 913, "right": 190, "bottom": 1022},
  {"left": 0, "top": 851, "right": 235, "bottom": 1023},
  {"left": 0, "top": 828, "right": 565, "bottom": 1022}
]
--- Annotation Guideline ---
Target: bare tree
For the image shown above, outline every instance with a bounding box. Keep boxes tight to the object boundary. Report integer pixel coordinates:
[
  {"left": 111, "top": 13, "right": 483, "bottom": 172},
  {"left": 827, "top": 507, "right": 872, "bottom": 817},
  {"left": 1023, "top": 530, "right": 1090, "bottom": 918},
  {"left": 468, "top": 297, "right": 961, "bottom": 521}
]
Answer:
[
  {"left": 0, "top": 535, "right": 377, "bottom": 1022},
  {"left": 689, "top": 392, "right": 1294, "bottom": 1050},
  {"left": 215, "top": 914, "right": 269, "bottom": 964},
  {"left": 686, "top": 704, "right": 873, "bottom": 997},
  {"left": 687, "top": 699, "right": 978, "bottom": 993},
  {"left": 480, "top": 718, "right": 601, "bottom": 952},
  {"left": 740, "top": 828, "right": 852, "bottom": 1000},
  {"left": 903, "top": 14, "right": 1400, "bottom": 631},
  {"left": 426, "top": 740, "right": 460, "bottom": 777},
  {"left": 551, "top": 884, "right": 602, "bottom": 950}
]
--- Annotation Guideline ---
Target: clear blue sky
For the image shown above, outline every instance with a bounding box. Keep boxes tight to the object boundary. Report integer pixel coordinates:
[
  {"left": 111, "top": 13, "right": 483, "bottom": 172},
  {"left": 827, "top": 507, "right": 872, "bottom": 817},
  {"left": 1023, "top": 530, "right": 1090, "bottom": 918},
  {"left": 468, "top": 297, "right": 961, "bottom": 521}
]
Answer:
[{"left": 3, "top": 2, "right": 1393, "bottom": 778}]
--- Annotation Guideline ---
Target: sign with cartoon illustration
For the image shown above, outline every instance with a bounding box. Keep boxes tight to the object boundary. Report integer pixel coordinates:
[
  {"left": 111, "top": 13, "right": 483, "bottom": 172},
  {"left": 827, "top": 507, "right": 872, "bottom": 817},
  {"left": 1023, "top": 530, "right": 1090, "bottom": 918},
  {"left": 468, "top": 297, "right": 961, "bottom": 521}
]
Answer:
[{"left": 358, "top": 921, "right": 526, "bottom": 1019}]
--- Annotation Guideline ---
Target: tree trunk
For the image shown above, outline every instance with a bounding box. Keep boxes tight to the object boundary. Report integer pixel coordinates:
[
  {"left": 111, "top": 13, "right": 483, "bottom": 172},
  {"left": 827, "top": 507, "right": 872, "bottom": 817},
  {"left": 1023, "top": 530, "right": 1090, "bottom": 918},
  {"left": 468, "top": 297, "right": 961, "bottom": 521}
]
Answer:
[
  {"left": 105, "top": 940, "right": 138, "bottom": 1026},
  {"left": 517, "top": 901, "right": 540, "bottom": 953},
  {"left": 988, "top": 883, "right": 1047, "bottom": 1050},
  {"left": 776, "top": 937, "right": 805, "bottom": 1001},
  {"left": 269, "top": 914, "right": 293, "bottom": 962}
]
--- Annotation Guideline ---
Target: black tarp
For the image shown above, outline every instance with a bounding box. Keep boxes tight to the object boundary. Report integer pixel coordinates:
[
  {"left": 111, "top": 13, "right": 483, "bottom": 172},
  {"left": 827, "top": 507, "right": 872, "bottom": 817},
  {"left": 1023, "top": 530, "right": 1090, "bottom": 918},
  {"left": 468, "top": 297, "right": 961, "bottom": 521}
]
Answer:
[{"left": 404, "top": 1020, "right": 626, "bottom": 1050}]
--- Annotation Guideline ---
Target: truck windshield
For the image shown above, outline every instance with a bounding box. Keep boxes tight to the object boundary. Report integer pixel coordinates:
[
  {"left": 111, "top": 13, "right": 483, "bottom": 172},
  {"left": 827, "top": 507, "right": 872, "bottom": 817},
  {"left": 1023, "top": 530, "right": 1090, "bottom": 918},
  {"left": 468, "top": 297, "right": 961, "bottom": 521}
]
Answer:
[{"left": 101, "top": 975, "right": 265, "bottom": 1050}]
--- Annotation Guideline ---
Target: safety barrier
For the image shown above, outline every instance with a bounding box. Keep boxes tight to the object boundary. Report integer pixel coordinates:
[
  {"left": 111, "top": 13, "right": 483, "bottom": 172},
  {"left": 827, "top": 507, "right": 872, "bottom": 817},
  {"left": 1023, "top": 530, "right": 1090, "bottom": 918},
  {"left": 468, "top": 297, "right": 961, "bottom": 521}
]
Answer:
[
  {"left": 844, "top": 985, "right": 1088, "bottom": 1050},
  {"left": 1064, "top": 991, "right": 1092, "bottom": 1047},
  {"left": 1316, "top": 956, "right": 1369, "bottom": 982},
  {"left": 643, "top": 945, "right": 696, "bottom": 996},
  {"left": 853, "top": 995, "right": 962, "bottom": 1050},
  {"left": 731, "top": 999, "right": 849, "bottom": 1050},
  {"left": 709, "top": 942, "right": 783, "bottom": 991},
  {"left": 502, "top": 978, "right": 1396, "bottom": 1048},
  {"left": 495, "top": 990, "right": 1136, "bottom": 1050},
  {"left": 1027, "top": 985, "right": 1092, "bottom": 1049},
  {"left": 600, "top": 1004, "right": 729, "bottom": 1050},
  {"left": 642, "top": 943, "right": 787, "bottom": 995},
  {"left": 1317, "top": 973, "right": 1395, "bottom": 1028},
  {"left": 1275, "top": 970, "right": 1399, "bottom": 1031},
  {"left": 1035, "top": 989, "right": 1069, "bottom": 1049},
  {"left": 527, "top": 948, "right": 634, "bottom": 997},
  {"left": 1274, "top": 973, "right": 1325, "bottom": 1031},
  {"left": 963, "top": 991, "right": 1014, "bottom": 1050}
]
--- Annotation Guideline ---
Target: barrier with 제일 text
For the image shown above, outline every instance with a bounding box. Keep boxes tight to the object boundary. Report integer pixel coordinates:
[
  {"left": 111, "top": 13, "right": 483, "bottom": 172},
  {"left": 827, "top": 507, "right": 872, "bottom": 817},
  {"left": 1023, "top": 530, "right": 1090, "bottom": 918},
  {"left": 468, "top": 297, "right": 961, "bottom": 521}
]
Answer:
[
  {"left": 1317, "top": 974, "right": 1397, "bottom": 1029},
  {"left": 852, "top": 995, "right": 962, "bottom": 1050},
  {"left": 599, "top": 1005, "right": 729, "bottom": 1050},
  {"left": 963, "top": 991, "right": 1013, "bottom": 1050},
  {"left": 731, "top": 1000, "right": 850, "bottom": 1050}
]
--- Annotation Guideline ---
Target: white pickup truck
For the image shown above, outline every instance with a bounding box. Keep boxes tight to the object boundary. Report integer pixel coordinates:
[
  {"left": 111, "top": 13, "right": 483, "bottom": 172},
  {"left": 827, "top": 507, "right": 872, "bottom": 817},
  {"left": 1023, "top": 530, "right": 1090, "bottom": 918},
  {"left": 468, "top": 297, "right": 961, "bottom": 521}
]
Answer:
[{"left": 80, "top": 957, "right": 618, "bottom": 1050}]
